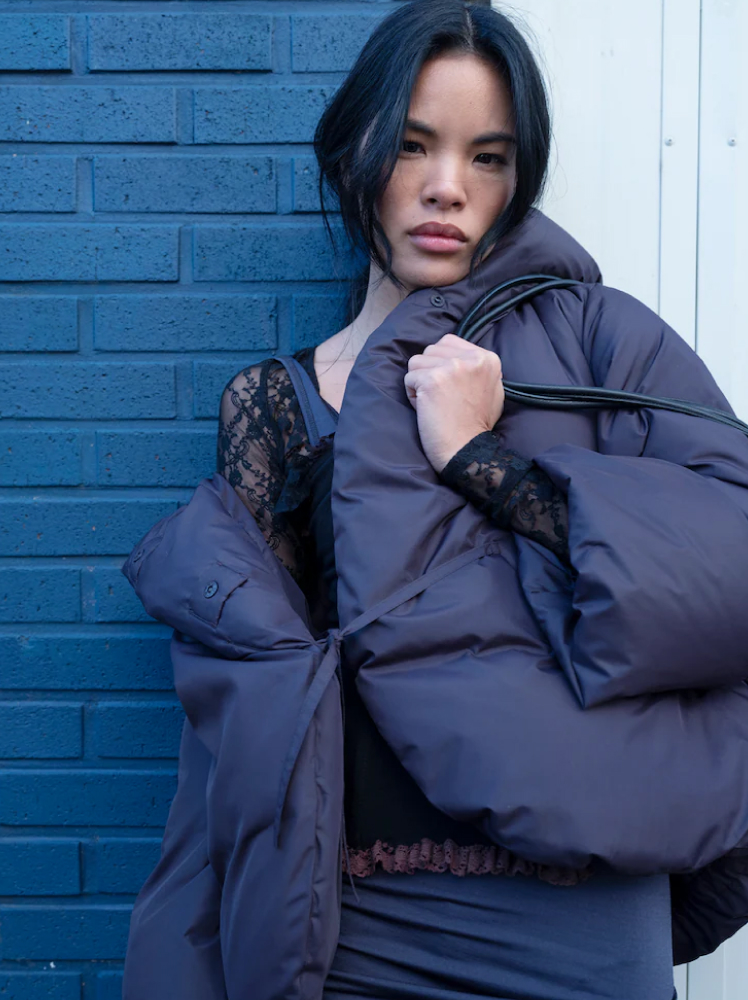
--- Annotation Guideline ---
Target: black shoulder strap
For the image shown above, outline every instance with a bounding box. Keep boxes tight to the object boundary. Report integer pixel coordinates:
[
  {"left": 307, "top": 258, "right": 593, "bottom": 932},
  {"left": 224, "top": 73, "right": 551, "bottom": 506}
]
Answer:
[
  {"left": 271, "top": 354, "right": 338, "bottom": 448},
  {"left": 457, "top": 275, "right": 748, "bottom": 438}
]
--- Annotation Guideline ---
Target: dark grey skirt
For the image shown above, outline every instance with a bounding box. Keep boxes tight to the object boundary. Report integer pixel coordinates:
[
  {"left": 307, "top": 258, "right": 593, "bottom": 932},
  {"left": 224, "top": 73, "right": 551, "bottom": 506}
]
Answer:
[{"left": 323, "top": 864, "right": 675, "bottom": 1000}]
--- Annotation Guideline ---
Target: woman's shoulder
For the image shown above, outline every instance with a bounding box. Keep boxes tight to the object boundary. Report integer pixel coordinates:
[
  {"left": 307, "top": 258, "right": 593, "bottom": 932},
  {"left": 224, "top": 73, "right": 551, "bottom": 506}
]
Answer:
[
  {"left": 218, "top": 347, "right": 321, "bottom": 477},
  {"left": 220, "top": 347, "right": 315, "bottom": 430}
]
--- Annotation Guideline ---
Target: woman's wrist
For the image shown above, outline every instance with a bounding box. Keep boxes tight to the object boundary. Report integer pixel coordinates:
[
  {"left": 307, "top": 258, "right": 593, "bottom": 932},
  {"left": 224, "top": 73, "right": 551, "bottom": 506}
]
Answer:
[{"left": 438, "top": 430, "right": 501, "bottom": 483}]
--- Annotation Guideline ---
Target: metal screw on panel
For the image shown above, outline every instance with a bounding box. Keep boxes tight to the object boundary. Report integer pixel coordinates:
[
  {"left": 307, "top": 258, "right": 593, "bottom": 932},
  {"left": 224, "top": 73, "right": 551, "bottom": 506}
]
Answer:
[
  {"left": 727, "top": 138, "right": 737, "bottom": 146},
  {"left": 664, "top": 137, "right": 674, "bottom": 146}
]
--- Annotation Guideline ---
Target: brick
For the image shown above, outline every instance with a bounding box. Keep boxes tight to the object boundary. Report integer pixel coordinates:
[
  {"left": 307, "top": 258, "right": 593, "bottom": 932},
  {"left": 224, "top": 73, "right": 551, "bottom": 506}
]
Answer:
[
  {"left": 0, "top": 904, "right": 131, "bottom": 960},
  {"left": 0, "top": 497, "right": 179, "bottom": 557},
  {"left": 193, "top": 359, "right": 260, "bottom": 419},
  {"left": 293, "top": 155, "right": 338, "bottom": 213},
  {"left": 0, "top": 431, "right": 82, "bottom": 487},
  {"left": 292, "top": 13, "right": 382, "bottom": 72},
  {"left": 0, "top": 224, "right": 179, "bottom": 282},
  {"left": 94, "top": 294, "right": 276, "bottom": 352},
  {"left": 293, "top": 156, "right": 320, "bottom": 213},
  {"left": 0, "top": 14, "right": 70, "bottom": 71},
  {"left": 96, "top": 972, "right": 124, "bottom": 1000},
  {"left": 0, "top": 702, "right": 82, "bottom": 758},
  {"left": 85, "top": 565, "right": 154, "bottom": 623},
  {"left": 89, "top": 13, "right": 271, "bottom": 71},
  {"left": 94, "top": 155, "right": 275, "bottom": 214},
  {"left": 194, "top": 223, "right": 353, "bottom": 282},
  {"left": 293, "top": 292, "right": 348, "bottom": 349},
  {"left": 86, "top": 838, "right": 160, "bottom": 894},
  {"left": 0, "top": 86, "right": 176, "bottom": 143},
  {"left": 0, "top": 155, "right": 76, "bottom": 212},
  {"left": 0, "top": 567, "right": 81, "bottom": 623},
  {"left": 0, "top": 362, "right": 176, "bottom": 419},
  {"left": 0, "top": 972, "right": 81, "bottom": 1000},
  {"left": 91, "top": 701, "right": 183, "bottom": 758},
  {"left": 0, "top": 840, "right": 80, "bottom": 895},
  {"left": 194, "top": 85, "right": 335, "bottom": 144},
  {"left": 0, "top": 634, "right": 173, "bottom": 691},
  {"left": 0, "top": 296, "right": 77, "bottom": 353},
  {"left": 96, "top": 430, "right": 215, "bottom": 488},
  {"left": 0, "top": 770, "right": 177, "bottom": 827}
]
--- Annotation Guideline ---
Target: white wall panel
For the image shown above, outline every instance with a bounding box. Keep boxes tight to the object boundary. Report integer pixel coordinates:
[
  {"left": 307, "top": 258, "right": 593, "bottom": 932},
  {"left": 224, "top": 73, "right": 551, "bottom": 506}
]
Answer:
[
  {"left": 674, "top": 964, "right": 689, "bottom": 999},
  {"left": 659, "top": 0, "right": 700, "bottom": 350},
  {"left": 500, "top": 0, "right": 664, "bottom": 311},
  {"left": 689, "top": 931, "right": 748, "bottom": 1000},
  {"left": 695, "top": 0, "right": 748, "bottom": 419}
]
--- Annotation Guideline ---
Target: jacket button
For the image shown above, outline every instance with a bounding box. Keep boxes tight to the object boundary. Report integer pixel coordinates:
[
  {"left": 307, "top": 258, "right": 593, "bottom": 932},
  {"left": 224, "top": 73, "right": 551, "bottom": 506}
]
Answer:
[
  {"left": 430, "top": 292, "right": 446, "bottom": 307},
  {"left": 204, "top": 581, "right": 219, "bottom": 599}
]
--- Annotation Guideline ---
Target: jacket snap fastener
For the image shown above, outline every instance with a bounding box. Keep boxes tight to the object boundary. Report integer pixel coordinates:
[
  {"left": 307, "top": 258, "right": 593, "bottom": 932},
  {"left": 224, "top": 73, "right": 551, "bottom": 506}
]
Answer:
[
  {"left": 430, "top": 293, "right": 446, "bottom": 307},
  {"left": 204, "top": 581, "right": 219, "bottom": 599}
]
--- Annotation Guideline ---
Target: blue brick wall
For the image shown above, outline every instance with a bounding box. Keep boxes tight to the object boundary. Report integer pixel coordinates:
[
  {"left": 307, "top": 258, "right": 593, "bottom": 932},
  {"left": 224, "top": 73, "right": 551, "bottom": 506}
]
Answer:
[{"left": 0, "top": 2, "right": 401, "bottom": 994}]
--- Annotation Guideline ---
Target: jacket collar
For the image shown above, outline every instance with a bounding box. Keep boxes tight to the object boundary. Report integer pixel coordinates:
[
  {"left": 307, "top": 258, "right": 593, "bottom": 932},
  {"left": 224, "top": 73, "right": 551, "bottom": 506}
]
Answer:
[{"left": 409, "top": 208, "right": 602, "bottom": 326}]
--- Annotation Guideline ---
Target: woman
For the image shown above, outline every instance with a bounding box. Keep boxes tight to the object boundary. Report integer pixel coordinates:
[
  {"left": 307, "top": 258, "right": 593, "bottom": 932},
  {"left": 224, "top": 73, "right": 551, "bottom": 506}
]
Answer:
[{"left": 123, "top": 1, "right": 748, "bottom": 998}]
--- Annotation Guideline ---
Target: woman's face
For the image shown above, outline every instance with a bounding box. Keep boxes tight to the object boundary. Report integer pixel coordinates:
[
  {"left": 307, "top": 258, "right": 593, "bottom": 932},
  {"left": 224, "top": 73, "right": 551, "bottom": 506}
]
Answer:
[{"left": 377, "top": 52, "right": 517, "bottom": 292}]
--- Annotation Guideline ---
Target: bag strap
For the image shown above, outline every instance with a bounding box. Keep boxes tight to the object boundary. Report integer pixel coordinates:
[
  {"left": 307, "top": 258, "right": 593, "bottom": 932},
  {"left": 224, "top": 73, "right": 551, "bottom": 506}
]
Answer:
[
  {"left": 271, "top": 354, "right": 338, "bottom": 449},
  {"left": 457, "top": 275, "right": 748, "bottom": 438}
]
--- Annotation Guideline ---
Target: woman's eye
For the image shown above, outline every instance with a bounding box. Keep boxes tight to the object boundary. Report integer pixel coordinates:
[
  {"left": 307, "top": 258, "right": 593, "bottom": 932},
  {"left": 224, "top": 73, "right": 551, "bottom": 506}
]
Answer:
[
  {"left": 401, "top": 140, "right": 423, "bottom": 154},
  {"left": 475, "top": 152, "right": 508, "bottom": 167}
]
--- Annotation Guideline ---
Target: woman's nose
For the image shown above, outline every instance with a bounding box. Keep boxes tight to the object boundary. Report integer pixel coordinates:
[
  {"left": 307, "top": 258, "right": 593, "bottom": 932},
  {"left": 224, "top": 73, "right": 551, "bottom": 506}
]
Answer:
[{"left": 421, "top": 164, "right": 466, "bottom": 210}]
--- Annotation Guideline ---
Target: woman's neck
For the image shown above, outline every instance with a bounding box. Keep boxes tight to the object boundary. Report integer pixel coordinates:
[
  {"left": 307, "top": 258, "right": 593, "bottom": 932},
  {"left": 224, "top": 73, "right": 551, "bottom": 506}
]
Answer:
[{"left": 330, "top": 265, "right": 410, "bottom": 361}]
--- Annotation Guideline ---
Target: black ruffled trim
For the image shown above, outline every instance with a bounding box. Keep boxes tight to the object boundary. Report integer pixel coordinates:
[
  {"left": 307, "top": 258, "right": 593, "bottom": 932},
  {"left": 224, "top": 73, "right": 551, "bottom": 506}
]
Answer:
[{"left": 343, "top": 838, "right": 591, "bottom": 884}]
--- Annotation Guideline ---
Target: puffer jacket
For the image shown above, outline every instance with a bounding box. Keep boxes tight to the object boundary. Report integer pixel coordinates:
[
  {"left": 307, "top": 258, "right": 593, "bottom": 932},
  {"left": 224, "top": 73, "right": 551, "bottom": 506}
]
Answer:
[{"left": 121, "top": 210, "right": 748, "bottom": 1000}]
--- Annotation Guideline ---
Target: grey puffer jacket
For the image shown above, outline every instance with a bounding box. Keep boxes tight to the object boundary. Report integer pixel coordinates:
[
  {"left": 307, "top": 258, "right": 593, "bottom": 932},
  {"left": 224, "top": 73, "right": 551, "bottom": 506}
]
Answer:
[{"left": 122, "top": 210, "right": 748, "bottom": 1000}]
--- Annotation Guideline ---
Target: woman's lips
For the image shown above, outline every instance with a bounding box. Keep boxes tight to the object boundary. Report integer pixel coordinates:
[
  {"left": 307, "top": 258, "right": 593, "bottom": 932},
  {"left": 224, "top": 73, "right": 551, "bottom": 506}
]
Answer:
[
  {"left": 409, "top": 232, "right": 466, "bottom": 253},
  {"left": 408, "top": 223, "right": 468, "bottom": 254}
]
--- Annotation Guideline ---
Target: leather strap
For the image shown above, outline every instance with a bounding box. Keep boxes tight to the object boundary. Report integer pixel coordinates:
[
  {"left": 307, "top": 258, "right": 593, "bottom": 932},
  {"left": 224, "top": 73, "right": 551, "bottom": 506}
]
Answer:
[{"left": 457, "top": 276, "right": 748, "bottom": 438}]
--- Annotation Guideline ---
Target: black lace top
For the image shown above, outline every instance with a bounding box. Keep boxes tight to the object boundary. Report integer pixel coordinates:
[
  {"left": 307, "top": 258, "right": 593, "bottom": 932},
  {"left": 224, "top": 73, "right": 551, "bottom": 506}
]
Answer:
[{"left": 216, "top": 345, "right": 576, "bottom": 881}]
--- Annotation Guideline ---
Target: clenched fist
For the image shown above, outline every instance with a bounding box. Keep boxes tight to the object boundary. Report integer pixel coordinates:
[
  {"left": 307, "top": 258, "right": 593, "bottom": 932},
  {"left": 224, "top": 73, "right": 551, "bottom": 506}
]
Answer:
[{"left": 403, "top": 333, "right": 505, "bottom": 473}]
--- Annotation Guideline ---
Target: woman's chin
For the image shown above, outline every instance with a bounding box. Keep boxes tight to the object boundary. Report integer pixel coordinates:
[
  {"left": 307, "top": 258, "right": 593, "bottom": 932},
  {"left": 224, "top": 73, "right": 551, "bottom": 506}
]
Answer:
[{"left": 399, "top": 257, "right": 473, "bottom": 291}]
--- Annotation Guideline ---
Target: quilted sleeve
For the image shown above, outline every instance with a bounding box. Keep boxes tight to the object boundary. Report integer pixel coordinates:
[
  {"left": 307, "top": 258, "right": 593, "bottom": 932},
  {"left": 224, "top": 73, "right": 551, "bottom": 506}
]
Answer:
[
  {"left": 121, "top": 475, "right": 342, "bottom": 1000},
  {"left": 531, "top": 286, "right": 748, "bottom": 707}
]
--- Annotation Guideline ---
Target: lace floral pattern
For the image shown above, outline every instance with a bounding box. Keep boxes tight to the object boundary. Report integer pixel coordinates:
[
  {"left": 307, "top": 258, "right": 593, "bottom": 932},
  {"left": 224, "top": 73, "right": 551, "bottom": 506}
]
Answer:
[
  {"left": 439, "top": 430, "right": 570, "bottom": 562},
  {"left": 216, "top": 347, "right": 327, "bottom": 585}
]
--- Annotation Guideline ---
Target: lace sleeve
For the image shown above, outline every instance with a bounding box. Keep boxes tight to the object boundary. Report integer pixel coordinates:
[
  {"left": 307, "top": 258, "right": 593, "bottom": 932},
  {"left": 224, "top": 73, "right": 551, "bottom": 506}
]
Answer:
[
  {"left": 216, "top": 362, "right": 307, "bottom": 583},
  {"left": 438, "top": 430, "right": 570, "bottom": 563}
]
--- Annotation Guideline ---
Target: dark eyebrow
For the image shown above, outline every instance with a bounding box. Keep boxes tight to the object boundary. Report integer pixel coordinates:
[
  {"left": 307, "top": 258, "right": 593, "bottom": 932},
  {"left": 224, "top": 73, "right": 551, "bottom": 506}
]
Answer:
[
  {"left": 473, "top": 130, "right": 517, "bottom": 146},
  {"left": 405, "top": 118, "right": 516, "bottom": 146}
]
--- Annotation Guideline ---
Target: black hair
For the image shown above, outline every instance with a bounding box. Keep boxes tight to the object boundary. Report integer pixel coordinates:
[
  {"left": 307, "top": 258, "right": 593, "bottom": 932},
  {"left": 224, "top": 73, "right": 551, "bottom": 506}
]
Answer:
[{"left": 313, "top": 0, "right": 550, "bottom": 320}]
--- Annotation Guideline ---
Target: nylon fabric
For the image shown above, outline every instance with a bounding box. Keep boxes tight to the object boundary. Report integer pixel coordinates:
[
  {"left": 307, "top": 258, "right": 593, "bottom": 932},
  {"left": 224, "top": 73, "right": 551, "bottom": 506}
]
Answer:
[{"left": 120, "top": 210, "right": 748, "bottom": 998}]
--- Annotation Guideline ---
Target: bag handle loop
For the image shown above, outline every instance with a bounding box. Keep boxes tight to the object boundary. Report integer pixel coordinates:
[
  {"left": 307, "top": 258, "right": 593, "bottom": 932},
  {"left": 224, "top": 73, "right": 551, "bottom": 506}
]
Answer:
[{"left": 456, "top": 275, "right": 748, "bottom": 438}]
